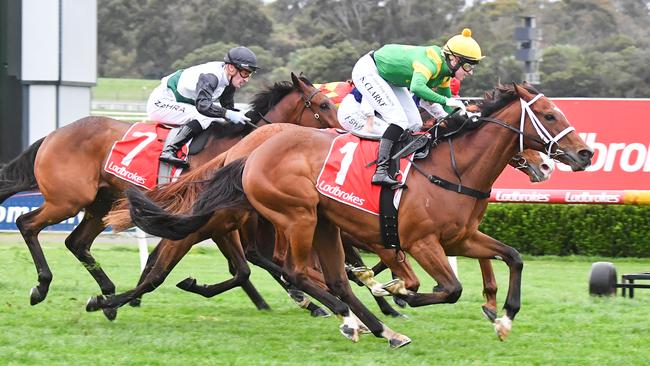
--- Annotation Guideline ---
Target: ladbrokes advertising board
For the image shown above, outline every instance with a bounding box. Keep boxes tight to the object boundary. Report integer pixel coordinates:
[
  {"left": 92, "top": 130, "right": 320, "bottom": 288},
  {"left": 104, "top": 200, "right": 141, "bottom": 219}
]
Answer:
[{"left": 492, "top": 98, "right": 650, "bottom": 204}]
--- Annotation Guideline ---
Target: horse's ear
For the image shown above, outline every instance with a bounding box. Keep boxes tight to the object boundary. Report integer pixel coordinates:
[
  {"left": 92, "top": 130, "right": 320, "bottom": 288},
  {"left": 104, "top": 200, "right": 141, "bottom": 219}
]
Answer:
[
  {"left": 291, "top": 72, "right": 302, "bottom": 88},
  {"left": 513, "top": 82, "right": 523, "bottom": 97}
]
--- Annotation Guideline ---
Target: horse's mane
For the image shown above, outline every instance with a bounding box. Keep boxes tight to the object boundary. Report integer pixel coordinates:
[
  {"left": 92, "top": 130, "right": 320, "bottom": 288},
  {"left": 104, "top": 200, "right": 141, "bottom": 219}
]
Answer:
[
  {"left": 210, "top": 76, "right": 314, "bottom": 138},
  {"left": 247, "top": 75, "right": 313, "bottom": 124},
  {"left": 478, "top": 82, "right": 540, "bottom": 117}
]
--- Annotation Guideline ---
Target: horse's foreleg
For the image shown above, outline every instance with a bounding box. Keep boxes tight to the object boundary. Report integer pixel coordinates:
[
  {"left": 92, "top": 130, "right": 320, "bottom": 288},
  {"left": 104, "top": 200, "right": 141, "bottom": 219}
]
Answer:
[
  {"left": 451, "top": 231, "right": 523, "bottom": 341},
  {"left": 86, "top": 236, "right": 195, "bottom": 312},
  {"left": 128, "top": 239, "right": 164, "bottom": 307},
  {"left": 397, "top": 236, "right": 463, "bottom": 307},
  {"left": 176, "top": 231, "right": 253, "bottom": 299}
]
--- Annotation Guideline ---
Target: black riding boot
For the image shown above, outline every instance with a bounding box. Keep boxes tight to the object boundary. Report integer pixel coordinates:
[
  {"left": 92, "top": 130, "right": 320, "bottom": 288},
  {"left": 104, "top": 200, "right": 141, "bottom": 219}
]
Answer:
[
  {"left": 159, "top": 120, "right": 201, "bottom": 168},
  {"left": 371, "top": 124, "right": 404, "bottom": 187}
]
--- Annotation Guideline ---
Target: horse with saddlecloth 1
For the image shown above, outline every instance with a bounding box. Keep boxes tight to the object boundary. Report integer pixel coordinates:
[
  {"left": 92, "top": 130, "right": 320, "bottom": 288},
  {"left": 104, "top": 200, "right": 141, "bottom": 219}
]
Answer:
[
  {"left": 0, "top": 73, "right": 339, "bottom": 321},
  {"left": 99, "top": 95, "right": 558, "bottom": 321},
  {"left": 100, "top": 83, "right": 592, "bottom": 347}
]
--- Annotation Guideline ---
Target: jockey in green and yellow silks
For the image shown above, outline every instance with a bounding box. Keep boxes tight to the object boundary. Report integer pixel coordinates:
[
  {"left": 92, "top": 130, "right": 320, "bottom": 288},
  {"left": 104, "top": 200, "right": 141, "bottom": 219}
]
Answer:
[{"left": 351, "top": 28, "right": 484, "bottom": 187}]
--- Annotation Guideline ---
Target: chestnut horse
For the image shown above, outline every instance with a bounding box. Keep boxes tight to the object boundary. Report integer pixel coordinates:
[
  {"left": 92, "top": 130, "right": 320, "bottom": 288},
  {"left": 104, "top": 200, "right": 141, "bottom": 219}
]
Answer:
[
  {"left": 0, "top": 73, "right": 339, "bottom": 320},
  {"left": 101, "top": 83, "right": 592, "bottom": 346},
  {"left": 100, "top": 123, "right": 555, "bottom": 321}
]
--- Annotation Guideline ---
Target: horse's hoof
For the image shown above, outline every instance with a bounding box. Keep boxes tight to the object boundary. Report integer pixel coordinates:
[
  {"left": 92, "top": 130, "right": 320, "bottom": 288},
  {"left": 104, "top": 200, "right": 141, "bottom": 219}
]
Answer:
[
  {"left": 310, "top": 307, "right": 331, "bottom": 318},
  {"left": 128, "top": 298, "right": 142, "bottom": 308},
  {"left": 482, "top": 305, "right": 497, "bottom": 323},
  {"left": 494, "top": 316, "right": 512, "bottom": 341},
  {"left": 86, "top": 295, "right": 104, "bottom": 312},
  {"left": 370, "top": 285, "right": 390, "bottom": 297},
  {"left": 339, "top": 324, "right": 359, "bottom": 342},
  {"left": 29, "top": 287, "right": 45, "bottom": 306},
  {"left": 393, "top": 296, "right": 408, "bottom": 308},
  {"left": 102, "top": 307, "right": 118, "bottom": 321},
  {"left": 388, "top": 311, "right": 408, "bottom": 319},
  {"left": 176, "top": 277, "right": 197, "bottom": 291},
  {"left": 389, "top": 334, "right": 412, "bottom": 348}
]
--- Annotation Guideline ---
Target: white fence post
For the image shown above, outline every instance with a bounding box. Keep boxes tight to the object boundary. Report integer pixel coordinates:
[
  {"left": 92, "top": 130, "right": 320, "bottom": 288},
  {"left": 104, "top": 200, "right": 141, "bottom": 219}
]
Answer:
[{"left": 135, "top": 228, "right": 149, "bottom": 272}]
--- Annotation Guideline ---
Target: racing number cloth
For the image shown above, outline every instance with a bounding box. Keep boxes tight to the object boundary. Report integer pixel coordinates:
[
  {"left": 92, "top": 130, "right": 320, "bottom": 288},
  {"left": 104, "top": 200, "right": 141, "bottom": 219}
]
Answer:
[
  {"left": 316, "top": 133, "right": 413, "bottom": 215},
  {"left": 104, "top": 123, "right": 185, "bottom": 190}
]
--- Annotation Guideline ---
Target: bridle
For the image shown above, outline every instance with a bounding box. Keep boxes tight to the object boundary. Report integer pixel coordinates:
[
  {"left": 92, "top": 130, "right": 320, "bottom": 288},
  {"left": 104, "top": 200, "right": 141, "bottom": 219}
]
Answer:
[
  {"left": 255, "top": 87, "right": 322, "bottom": 126},
  {"left": 408, "top": 92, "right": 575, "bottom": 200},
  {"left": 480, "top": 93, "right": 575, "bottom": 159}
]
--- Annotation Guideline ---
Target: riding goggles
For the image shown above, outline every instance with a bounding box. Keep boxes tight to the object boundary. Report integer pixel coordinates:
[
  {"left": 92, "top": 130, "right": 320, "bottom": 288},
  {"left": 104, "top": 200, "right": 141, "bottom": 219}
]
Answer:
[
  {"left": 460, "top": 59, "right": 478, "bottom": 72},
  {"left": 237, "top": 67, "right": 254, "bottom": 79}
]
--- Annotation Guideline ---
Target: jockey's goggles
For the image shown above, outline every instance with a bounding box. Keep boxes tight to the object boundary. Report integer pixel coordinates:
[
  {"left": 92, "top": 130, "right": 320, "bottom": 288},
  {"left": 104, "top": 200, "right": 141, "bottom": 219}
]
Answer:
[
  {"left": 236, "top": 67, "right": 254, "bottom": 79},
  {"left": 460, "top": 59, "right": 478, "bottom": 72}
]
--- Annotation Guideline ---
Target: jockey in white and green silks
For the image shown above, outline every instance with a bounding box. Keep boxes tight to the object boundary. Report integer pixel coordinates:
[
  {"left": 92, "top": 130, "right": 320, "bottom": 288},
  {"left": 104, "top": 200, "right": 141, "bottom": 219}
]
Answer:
[
  {"left": 351, "top": 28, "right": 485, "bottom": 187},
  {"left": 147, "top": 46, "right": 259, "bottom": 168}
]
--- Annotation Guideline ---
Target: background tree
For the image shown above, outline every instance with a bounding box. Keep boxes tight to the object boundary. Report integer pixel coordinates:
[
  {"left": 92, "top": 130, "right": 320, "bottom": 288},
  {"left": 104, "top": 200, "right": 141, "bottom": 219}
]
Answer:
[{"left": 97, "top": 0, "right": 650, "bottom": 98}]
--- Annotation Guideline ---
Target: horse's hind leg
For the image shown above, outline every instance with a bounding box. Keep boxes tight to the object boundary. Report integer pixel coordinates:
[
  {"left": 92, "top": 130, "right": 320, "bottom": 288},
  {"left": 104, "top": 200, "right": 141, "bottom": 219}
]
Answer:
[
  {"left": 176, "top": 231, "right": 253, "bottom": 299},
  {"left": 15, "top": 203, "right": 79, "bottom": 305},
  {"left": 478, "top": 259, "right": 498, "bottom": 323},
  {"left": 64, "top": 193, "right": 118, "bottom": 320},
  {"left": 86, "top": 235, "right": 196, "bottom": 311},
  {"left": 312, "top": 218, "right": 410, "bottom": 348}
]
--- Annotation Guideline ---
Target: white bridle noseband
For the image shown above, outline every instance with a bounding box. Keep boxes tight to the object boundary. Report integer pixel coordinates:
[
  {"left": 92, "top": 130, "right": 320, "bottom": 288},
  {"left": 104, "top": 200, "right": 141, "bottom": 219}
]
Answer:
[{"left": 519, "top": 94, "right": 575, "bottom": 157}]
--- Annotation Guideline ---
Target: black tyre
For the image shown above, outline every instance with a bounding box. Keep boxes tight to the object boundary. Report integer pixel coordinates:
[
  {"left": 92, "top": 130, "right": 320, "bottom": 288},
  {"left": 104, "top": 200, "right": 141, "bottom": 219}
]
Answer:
[{"left": 589, "top": 261, "right": 617, "bottom": 296}]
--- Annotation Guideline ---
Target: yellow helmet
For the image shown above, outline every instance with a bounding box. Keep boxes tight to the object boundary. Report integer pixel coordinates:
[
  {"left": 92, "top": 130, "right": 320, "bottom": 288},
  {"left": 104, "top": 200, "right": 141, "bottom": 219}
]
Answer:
[{"left": 443, "top": 28, "right": 485, "bottom": 62}]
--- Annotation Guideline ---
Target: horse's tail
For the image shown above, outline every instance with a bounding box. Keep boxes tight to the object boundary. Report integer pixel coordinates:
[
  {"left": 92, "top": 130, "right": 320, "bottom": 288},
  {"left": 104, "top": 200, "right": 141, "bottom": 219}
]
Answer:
[
  {"left": 0, "top": 137, "right": 45, "bottom": 203},
  {"left": 126, "top": 158, "right": 249, "bottom": 240},
  {"left": 104, "top": 150, "right": 230, "bottom": 231}
]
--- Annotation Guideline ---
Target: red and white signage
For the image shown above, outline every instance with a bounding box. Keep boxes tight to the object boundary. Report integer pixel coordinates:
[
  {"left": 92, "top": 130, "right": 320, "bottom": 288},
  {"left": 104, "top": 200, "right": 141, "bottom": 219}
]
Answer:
[{"left": 492, "top": 98, "right": 650, "bottom": 204}]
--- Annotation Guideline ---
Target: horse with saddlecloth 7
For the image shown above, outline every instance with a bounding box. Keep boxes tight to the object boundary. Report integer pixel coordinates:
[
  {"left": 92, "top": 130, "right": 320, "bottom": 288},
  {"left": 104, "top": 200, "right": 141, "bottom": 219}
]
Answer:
[
  {"left": 102, "top": 83, "right": 592, "bottom": 346},
  {"left": 0, "top": 73, "right": 339, "bottom": 320}
]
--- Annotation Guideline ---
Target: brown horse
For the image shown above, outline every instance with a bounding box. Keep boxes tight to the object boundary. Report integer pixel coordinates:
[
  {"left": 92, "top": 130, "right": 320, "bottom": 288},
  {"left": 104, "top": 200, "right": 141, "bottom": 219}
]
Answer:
[
  {"left": 102, "top": 83, "right": 592, "bottom": 346},
  {"left": 0, "top": 73, "right": 339, "bottom": 320},
  {"left": 102, "top": 107, "right": 557, "bottom": 320}
]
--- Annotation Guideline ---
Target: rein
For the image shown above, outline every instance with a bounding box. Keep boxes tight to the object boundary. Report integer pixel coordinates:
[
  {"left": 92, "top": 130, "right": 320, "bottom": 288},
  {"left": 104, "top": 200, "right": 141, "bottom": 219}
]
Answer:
[{"left": 408, "top": 93, "right": 573, "bottom": 199}]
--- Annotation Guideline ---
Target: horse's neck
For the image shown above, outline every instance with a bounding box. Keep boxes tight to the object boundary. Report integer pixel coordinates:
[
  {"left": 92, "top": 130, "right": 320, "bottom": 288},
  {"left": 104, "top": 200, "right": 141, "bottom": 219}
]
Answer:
[
  {"left": 263, "top": 93, "right": 301, "bottom": 125},
  {"left": 432, "top": 109, "right": 520, "bottom": 192}
]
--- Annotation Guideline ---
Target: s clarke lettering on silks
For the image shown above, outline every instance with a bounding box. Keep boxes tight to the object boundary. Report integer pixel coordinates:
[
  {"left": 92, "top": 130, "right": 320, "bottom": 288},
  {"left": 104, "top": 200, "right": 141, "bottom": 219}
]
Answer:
[{"left": 556, "top": 132, "right": 650, "bottom": 173}]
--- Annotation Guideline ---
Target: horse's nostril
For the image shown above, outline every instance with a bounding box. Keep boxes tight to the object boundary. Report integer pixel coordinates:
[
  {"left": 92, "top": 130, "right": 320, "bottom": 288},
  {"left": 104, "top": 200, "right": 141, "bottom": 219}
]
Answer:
[
  {"left": 541, "top": 164, "right": 550, "bottom": 173},
  {"left": 579, "top": 149, "right": 594, "bottom": 161}
]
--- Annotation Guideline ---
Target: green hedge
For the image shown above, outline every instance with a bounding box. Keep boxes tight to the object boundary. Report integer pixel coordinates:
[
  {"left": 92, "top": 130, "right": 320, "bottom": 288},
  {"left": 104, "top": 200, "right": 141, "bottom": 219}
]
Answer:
[{"left": 479, "top": 204, "right": 650, "bottom": 257}]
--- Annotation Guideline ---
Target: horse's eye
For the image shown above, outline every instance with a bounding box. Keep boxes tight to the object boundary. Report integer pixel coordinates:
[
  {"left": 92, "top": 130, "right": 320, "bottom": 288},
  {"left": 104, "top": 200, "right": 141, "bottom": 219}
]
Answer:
[
  {"left": 544, "top": 113, "right": 556, "bottom": 122},
  {"left": 319, "top": 102, "right": 331, "bottom": 110}
]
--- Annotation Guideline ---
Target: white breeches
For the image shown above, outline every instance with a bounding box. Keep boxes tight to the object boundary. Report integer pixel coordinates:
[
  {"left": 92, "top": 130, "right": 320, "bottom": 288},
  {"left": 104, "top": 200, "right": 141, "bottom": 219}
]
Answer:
[
  {"left": 351, "top": 54, "right": 423, "bottom": 132},
  {"left": 337, "top": 94, "right": 390, "bottom": 137},
  {"left": 146, "top": 84, "right": 216, "bottom": 130}
]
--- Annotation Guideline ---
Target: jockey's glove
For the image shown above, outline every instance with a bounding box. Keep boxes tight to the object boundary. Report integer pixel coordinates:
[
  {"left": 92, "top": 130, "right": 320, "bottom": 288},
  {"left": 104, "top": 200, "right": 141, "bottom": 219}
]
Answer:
[
  {"left": 225, "top": 109, "right": 251, "bottom": 124},
  {"left": 444, "top": 97, "right": 467, "bottom": 114}
]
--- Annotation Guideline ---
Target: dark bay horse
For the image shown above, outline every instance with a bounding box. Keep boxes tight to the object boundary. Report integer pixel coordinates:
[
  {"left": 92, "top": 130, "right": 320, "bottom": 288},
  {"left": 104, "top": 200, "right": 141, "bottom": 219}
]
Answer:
[
  {"left": 103, "top": 83, "right": 592, "bottom": 346},
  {"left": 0, "top": 73, "right": 339, "bottom": 320}
]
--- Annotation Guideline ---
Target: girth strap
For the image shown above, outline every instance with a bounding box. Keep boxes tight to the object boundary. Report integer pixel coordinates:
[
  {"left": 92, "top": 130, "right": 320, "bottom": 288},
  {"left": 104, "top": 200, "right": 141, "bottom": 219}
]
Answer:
[{"left": 408, "top": 159, "right": 491, "bottom": 199}]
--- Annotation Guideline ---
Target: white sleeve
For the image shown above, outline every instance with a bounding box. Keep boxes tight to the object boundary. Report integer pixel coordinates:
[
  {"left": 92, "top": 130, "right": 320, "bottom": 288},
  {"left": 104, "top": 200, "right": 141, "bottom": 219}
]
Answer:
[{"left": 419, "top": 100, "right": 447, "bottom": 119}]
